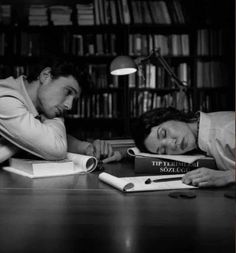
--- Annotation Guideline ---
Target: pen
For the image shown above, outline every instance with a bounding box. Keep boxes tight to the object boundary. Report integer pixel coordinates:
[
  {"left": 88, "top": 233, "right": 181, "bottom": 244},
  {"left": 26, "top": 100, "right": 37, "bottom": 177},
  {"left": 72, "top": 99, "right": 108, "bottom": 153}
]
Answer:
[{"left": 145, "top": 176, "right": 183, "bottom": 184}]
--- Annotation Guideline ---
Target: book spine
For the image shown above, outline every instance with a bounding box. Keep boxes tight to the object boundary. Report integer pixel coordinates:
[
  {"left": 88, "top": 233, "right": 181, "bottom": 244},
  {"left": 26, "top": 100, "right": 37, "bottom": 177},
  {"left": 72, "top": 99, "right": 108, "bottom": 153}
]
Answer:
[
  {"left": 135, "top": 157, "right": 192, "bottom": 175},
  {"left": 135, "top": 157, "right": 216, "bottom": 175}
]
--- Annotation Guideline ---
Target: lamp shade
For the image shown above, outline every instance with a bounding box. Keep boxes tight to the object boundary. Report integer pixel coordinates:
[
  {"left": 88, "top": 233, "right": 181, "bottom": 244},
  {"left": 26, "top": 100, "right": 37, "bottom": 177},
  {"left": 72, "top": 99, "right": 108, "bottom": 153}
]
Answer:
[{"left": 110, "top": 56, "right": 137, "bottom": 75}]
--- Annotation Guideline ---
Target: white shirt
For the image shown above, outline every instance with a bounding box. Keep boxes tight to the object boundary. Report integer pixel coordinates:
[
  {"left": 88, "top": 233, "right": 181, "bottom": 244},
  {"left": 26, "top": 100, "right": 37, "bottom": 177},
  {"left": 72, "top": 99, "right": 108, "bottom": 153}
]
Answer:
[
  {"left": 198, "top": 111, "right": 235, "bottom": 171},
  {"left": 0, "top": 76, "right": 67, "bottom": 162}
]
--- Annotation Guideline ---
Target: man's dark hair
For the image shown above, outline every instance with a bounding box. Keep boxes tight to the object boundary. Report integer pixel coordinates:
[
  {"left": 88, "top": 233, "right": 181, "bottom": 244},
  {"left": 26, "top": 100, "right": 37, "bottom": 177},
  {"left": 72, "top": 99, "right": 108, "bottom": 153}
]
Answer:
[
  {"left": 26, "top": 57, "right": 80, "bottom": 83},
  {"left": 131, "top": 107, "right": 197, "bottom": 152}
]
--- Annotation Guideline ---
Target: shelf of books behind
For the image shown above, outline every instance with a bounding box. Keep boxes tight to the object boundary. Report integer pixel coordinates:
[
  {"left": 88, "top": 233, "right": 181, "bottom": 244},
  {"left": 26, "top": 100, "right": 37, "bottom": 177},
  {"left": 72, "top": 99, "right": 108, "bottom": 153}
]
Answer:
[{"left": 0, "top": 0, "right": 234, "bottom": 139}]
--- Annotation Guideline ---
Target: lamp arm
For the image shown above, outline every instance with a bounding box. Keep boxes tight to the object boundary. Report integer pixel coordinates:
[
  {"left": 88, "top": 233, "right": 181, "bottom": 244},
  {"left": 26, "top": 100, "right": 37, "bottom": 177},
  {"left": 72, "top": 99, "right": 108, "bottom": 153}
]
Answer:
[
  {"left": 136, "top": 48, "right": 187, "bottom": 89},
  {"left": 154, "top": 48, "right": 186, "bottom": 88},
  {"left": 154, "top": 50, "right": 188, "bottom": 110}
]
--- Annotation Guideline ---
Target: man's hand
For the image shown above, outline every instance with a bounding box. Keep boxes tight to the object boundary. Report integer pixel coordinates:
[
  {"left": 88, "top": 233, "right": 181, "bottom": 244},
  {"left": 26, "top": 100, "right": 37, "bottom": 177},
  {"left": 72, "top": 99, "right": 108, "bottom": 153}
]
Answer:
[
  {"left": 182, "top": 168, "right": 234, "bottom": 187},
  {"left": 85, "top": 139, "right": 122, "bottom": 163}
]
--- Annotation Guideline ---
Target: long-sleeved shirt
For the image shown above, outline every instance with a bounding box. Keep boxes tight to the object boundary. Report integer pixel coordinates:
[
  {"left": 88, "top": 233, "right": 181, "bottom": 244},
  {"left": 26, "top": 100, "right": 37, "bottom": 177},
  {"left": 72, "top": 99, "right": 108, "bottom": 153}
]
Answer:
[
  {"left": 0, "top": 76, "right": 68, "bottom": 162},
  {"left": 198, "top": 111, "right": 235, "bottom": 171}
]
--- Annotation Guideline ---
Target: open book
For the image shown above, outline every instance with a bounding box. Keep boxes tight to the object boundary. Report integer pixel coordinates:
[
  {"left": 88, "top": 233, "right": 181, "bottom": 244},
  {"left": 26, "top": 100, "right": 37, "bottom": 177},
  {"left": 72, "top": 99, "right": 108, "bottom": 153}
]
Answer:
[
  {"left": 99, "top": 172, "right": 196, "bottom": 192},
  {"left": 3, "top": 152, "right": 98, "bottom": 178},
  {"left": 127, "top": 147, "right": 216, "bottom": 175}
]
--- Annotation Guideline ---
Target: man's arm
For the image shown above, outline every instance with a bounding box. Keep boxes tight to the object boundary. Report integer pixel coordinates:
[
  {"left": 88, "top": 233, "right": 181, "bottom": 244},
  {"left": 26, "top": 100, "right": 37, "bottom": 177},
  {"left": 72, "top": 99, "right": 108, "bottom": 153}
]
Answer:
[
  {"left": 67, "top": 134, "right": 122, "bottom": 162},
  {"left": 0, "top": 138, "right": 19, "bottom": 163},
  {"left": 67, "top": 134, "right": 91, "bottom": 154},
  {"left": 0, "top": 97, "right": 67, "bottom": 160}
]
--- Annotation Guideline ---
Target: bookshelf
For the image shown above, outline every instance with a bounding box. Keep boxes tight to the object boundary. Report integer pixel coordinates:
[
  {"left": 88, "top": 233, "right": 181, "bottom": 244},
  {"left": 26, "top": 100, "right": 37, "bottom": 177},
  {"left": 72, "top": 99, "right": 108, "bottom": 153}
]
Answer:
[{"left": 0, "top": 0, "right": 234, "bottom": 140}]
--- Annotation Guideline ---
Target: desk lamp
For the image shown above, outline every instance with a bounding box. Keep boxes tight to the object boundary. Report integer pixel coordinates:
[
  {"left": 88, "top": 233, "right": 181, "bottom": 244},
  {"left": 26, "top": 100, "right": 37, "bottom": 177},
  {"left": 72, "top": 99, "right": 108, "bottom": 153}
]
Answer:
[
  {"left": 110, "top": 48, "right": 189, "bottom": 111},
  {"left": 110, "top": 55, "right": 137, "bottom": 75}
]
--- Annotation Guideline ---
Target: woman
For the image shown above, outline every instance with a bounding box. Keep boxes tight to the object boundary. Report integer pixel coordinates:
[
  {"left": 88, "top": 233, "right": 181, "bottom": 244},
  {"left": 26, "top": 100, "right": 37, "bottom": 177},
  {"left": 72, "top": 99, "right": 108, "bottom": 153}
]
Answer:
[{"left": 131, "top": 107, "right": 235, "bottom": 187}]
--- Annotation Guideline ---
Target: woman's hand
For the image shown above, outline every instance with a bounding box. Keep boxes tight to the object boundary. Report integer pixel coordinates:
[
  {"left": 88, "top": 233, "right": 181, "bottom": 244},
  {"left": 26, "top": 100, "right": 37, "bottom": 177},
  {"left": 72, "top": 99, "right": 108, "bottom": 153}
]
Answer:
[
  {"left": 85, "top": 139, "right": 122, "bottom": 163},
  {"left": 182, "top": 167, "right": 234, "bottom": 187}
]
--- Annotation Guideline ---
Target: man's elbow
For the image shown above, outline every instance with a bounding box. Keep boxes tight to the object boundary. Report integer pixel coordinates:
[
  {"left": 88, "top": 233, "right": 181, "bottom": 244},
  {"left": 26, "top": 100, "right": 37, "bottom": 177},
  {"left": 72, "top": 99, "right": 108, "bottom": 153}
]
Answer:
[{"left": 39, "top": 144, "right": 68, "bottom": 161}]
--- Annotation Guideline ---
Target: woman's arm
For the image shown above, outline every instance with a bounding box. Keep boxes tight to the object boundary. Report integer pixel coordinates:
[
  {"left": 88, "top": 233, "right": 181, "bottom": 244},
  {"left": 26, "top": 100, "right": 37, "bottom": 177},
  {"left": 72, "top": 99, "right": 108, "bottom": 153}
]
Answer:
[{"left": 182, "top": 168, "right": 235, "bottom": 187}]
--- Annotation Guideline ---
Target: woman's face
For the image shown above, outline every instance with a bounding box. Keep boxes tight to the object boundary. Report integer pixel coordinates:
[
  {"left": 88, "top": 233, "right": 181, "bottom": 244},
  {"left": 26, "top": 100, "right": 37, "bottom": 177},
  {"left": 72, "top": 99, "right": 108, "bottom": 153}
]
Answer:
[{"left": 144, "top": 120, "right": 197, "bottom": 155}]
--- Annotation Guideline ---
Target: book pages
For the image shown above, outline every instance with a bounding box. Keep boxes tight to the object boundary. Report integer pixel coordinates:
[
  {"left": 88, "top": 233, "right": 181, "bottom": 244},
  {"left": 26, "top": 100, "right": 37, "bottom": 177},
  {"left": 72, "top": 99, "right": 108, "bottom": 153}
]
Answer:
[
  {"left": 67, "top": 152, "right": 97, "bottom": 173},
  {"left": 3, "top": 153, "right": 98, "bottom": 179},
  {"left": 127, "top": 147, "right": 206, "bottom": 164}
]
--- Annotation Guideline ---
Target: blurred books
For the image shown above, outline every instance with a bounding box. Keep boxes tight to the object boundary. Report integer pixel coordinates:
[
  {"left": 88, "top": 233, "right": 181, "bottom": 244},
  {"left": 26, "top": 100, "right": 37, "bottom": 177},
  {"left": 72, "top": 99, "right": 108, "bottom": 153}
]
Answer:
[
  {"left": 29, "top": 5, "right": 48, "bottom": 26},
  {"left": 76, "top": 3, "right": 95, "bottom": 25},
  {"left": 49, "top": 5, "right": 72, "bottom": 26}
]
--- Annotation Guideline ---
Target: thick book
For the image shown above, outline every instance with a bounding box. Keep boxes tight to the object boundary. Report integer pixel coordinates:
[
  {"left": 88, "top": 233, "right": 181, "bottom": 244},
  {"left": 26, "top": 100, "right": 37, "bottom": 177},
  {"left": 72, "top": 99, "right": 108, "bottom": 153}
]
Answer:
[
  {"left": 3, "top": 152, "right": 98, "bottom": 178},
  {"left": 99, "top": 172, "right": 196, "bottom": 192},
  {"left": 127, "top": 147, "right": 216, "bottom": 175}
]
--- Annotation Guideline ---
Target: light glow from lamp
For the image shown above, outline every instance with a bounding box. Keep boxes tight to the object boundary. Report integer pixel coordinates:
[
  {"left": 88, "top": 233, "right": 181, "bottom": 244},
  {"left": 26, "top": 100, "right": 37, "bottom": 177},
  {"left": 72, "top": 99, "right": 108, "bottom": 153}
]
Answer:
[{"left": 110, "top": 56, "right": 137, "bottom": 75}]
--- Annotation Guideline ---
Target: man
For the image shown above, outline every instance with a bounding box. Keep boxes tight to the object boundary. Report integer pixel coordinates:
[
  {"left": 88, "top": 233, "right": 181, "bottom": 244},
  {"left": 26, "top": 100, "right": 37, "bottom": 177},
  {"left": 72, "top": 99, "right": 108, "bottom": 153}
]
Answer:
[{"left": 0, "top": 59, "right": 121, "bottom": 163}]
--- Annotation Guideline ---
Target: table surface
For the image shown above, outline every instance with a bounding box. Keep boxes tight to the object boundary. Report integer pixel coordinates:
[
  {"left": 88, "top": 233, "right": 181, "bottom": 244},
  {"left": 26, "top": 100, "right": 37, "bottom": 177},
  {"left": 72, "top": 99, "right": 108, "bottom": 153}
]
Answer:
[{"left": 0, "top": 161, "right": 235, "bottom": 253}]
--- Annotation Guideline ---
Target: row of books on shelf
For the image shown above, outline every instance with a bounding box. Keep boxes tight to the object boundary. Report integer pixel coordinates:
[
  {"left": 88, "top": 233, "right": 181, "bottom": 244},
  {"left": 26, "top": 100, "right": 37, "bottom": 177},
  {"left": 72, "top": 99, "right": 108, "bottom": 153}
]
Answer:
[
  {"left": 68, "top": 90, "right": 192, "bottom": 120},
  {"left": 130, "top": 0, "right": 186, "bottom": 25},
  {"left": 50, "top": 5, "right": 72, "bottom": 26},
  {"left": 129, "top": 91, "right": 191, "bottom": 117},
  {"left": 94, "top": 0, "right": 187, "bottom": 25},
  {"left": 1, "top": 32, "right": 190, "bottom": 57},
  {"left": 29, "top": 5, "right": 73, "bottom": 26},
  {"left": 0, "top": 0, "right": 187, "bottom": 26},
  {"left": 197, "top": 29, "right": 224, "bottom": 56},
  {"left": 196, "top": 61, "right": 228, "bottom": 88},
  {"left": 0, "top": 28, "right": 224, "bottom": 57},
  {"left": 29, "top": 5, "right": 49, "bottom": 26},
  {"left": 0, "top": 62, "right": 190, "bottom": 90},
  {"left": 128, "top": 63, "right": 191, "bottom": 89},
  {"left": 29, "top": 4, "right": 93, "bottom": 26},
  {"left": 87, "top": 64, "right": 111, "bottom": 89},
  {"left": 198, "top": 92, "right": 229, "bottom": 112},
  {"left": 8, "top": 32, "right": 118, "bottom": 57},
  {"left": 69, "top": 93, "right": 119, "bottom": 119},
  {"left": 64, "top": 90, "right": 232, "bottom": 120},
  {"left": 0, "top": 5, "right": 11, "bottom": 25},
  {"left": 0, "top": 61, "right": 226, "bottom": 90},
  {"left": 129, "top": 33, "right": 190, "bottom": 56},
  {"left": 65, "top": 33, "right": 117, "bottom": 56}
]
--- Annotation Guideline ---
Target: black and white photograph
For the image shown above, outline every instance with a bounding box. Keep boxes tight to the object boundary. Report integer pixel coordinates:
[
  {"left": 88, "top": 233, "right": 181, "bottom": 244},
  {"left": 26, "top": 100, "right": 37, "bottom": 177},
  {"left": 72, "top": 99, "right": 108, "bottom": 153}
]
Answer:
[{"left": 0, "top": 0, "right": 235, "bottom": 252}]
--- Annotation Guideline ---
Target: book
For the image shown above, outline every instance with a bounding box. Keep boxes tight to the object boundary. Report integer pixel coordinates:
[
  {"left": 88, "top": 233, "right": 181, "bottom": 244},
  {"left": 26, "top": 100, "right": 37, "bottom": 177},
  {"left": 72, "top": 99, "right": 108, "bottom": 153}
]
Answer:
[
  {"left": 127, "top": 147, "right": 216, "bottom": 175},
  {"left": 3, "top": 152, "right": 98, "bottom": 178},
  {"left": 141, "top": 1, "right": 152, "bottom": 24},
  {"left": 109, "top": 0, "right": 117, "bottom": 25},
  {"left": 120, "top": 0, "right": 131, "bottom": 24},
  {"left": 99, "top": 172, "right": 196, "bottom": 192}
]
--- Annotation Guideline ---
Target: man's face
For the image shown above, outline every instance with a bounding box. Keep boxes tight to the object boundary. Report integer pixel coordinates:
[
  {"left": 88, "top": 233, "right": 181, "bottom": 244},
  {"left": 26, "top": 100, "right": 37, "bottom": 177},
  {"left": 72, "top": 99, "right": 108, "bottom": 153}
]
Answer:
[
  {"left": 144, "top": 120, "right": 197, "bottom": 155},
  {"left": 37, "top": 75, "right": 80, "bottom": 118}
]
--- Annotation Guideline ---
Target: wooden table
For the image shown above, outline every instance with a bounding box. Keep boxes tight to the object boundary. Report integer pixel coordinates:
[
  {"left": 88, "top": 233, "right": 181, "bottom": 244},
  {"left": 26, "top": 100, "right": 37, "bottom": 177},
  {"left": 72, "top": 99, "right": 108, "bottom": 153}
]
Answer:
[{"left": 0, "top": 161, "right": 235, "bottom": 253}]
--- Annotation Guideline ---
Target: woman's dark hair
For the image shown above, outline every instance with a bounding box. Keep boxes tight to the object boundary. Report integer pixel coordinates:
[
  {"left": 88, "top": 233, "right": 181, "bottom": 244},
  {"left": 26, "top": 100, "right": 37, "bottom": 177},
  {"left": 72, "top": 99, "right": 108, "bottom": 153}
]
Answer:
[
  {"left": 26, "top": 57, "right": 80, "bottom": 83},
  {"left": 131, "top": 107, "right": 198, "bottom": 152}
]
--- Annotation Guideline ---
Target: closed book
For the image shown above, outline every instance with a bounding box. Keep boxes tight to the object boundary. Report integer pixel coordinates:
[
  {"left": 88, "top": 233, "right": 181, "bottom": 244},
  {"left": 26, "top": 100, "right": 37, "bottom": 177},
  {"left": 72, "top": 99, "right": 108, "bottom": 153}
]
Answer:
[
  {"left": 3, "top": 152, "right": 97, "bottom": 178},
  {"left": 127, "top": 147, "right": 216, "bottom": 175}
]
